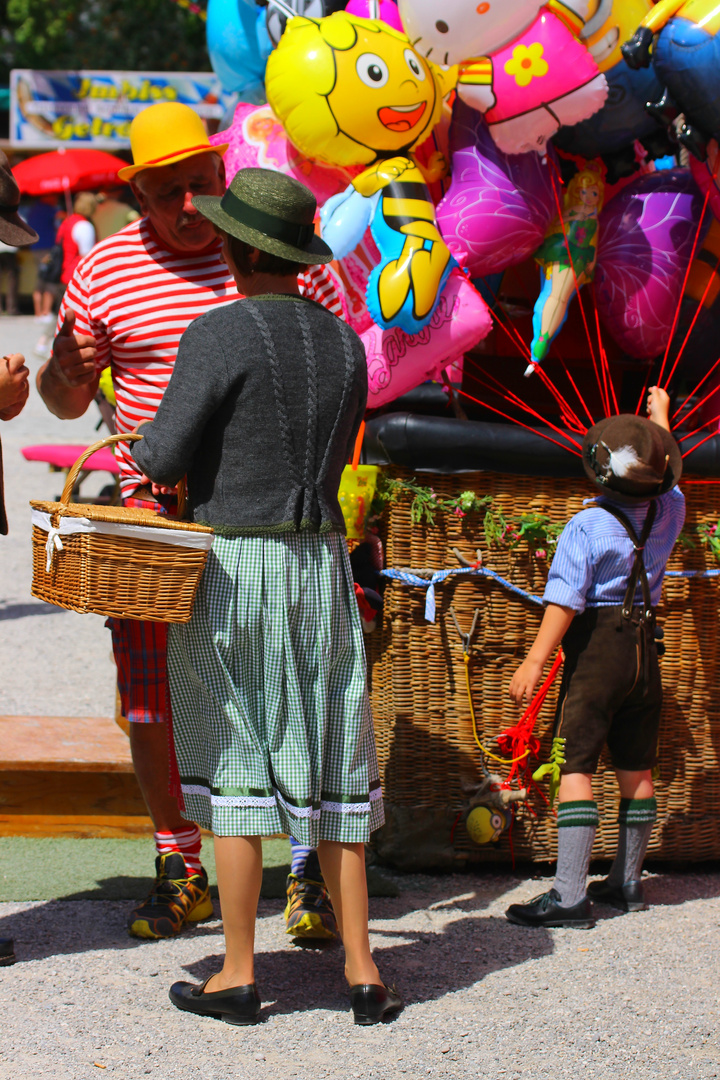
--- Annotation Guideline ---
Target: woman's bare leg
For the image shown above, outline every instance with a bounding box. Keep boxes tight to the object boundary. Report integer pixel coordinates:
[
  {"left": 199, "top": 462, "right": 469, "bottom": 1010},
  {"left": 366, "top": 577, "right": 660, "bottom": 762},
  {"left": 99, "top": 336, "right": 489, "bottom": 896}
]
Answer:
[
  {"left": 317, "top": 840, "right": 381, "bottom": 986},
  {"left": 205, "top": 835, "right": 263, "bottom": 991}
]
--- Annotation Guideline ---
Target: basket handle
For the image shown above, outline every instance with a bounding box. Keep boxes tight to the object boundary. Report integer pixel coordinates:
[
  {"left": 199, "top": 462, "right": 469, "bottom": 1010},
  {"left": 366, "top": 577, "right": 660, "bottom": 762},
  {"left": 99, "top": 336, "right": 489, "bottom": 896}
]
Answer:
[{"left": 60, "top": 433, "right": 186, "bottom": 518}]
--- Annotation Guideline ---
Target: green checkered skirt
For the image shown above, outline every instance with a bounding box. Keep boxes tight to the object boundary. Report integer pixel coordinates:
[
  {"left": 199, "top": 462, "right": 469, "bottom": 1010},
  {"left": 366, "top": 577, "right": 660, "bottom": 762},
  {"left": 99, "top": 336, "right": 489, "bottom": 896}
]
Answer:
[{"left": 167, "top": 531, "right": 384, "bottom": 843}]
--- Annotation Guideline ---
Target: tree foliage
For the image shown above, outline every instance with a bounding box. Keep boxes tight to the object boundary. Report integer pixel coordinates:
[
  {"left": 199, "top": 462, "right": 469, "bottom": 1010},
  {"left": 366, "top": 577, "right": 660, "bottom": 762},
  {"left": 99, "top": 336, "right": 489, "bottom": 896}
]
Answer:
[{"left": 0, "top": 0, "right": 212, "bottom": 83}]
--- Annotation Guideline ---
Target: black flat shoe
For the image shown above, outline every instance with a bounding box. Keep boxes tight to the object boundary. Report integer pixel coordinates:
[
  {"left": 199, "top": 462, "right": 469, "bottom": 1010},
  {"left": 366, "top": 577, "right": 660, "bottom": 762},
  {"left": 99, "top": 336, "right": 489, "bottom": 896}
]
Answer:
[
  {"left": 350, "top": 983, "right": 403, "bottom": 1025},
  {"left": 587, "top": 877, "right": 647, "bottom": 913},
  {"left": 505, "top": 888, "right": 595, "bottom": 929},
  {"left": 169, "top": 978, "right": 261, "bottom": 1026}
]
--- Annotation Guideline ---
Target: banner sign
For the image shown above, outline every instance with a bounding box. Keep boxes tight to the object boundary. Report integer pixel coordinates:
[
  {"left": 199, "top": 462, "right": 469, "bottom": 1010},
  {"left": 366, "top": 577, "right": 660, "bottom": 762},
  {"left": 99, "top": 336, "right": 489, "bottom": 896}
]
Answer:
[{"left": 10, "top": 70, "right": 236, "bottom": 148}]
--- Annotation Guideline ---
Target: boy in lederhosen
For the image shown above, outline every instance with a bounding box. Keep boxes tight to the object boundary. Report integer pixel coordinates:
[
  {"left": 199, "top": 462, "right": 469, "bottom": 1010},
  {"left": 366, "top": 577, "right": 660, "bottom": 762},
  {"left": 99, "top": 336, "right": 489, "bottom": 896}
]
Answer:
[{"left": 505, "top": 387, "right": 684, "bottom": 928}]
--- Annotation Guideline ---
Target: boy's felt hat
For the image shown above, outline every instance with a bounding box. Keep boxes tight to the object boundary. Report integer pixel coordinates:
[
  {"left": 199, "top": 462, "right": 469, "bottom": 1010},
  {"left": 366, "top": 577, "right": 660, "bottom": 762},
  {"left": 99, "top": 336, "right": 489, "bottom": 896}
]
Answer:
[
  {"left": 0, "top": 152, "right": 39, "bottom": 247},
  {"left": 582, "top": 414, "right": 682, "bottom": 503},
  {"left": 117, "top": 103, "right": 228, "bottom": 181},
  {"left": 192, "top": 167, "right": 333, "bottom": 265}
]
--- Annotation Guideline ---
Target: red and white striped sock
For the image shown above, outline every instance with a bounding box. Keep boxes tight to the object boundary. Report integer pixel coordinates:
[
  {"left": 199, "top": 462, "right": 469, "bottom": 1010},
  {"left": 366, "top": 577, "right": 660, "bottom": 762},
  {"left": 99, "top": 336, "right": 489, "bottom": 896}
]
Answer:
[{"left": 154, "top": 826, "right": 203, "bottom": 874}]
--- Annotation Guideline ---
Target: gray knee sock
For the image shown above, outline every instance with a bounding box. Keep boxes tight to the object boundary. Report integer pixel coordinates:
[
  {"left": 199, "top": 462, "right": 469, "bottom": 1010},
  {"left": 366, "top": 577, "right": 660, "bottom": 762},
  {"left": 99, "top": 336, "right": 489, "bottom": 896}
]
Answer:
[
  {"left": 553, "top": 801, "right": 599, "bottom": 907},
  {"left": 607, "top": 797, "right": 657, "bottom": 886}
]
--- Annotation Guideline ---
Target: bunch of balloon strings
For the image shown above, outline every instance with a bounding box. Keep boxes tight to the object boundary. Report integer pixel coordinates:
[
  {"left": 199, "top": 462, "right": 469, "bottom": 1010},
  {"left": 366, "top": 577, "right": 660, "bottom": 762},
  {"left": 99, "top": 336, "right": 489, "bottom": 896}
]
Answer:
[{"left": 456, "top": 154, "right": 720, "bottom": 463}]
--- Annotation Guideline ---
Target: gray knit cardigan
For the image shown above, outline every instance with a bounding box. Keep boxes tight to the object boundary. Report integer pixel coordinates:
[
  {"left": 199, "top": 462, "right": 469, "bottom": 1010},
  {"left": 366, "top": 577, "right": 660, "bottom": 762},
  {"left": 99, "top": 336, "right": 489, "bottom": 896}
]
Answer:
[{"left": 131, "top": 294, "right": 368, "bottom": 533}]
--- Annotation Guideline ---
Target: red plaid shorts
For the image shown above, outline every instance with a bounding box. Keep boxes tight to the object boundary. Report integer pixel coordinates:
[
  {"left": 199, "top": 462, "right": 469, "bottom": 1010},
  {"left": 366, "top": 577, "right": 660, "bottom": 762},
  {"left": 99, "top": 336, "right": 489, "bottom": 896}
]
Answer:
[{"left": 106, "top": 494, "right": 176, "bottom": 724}]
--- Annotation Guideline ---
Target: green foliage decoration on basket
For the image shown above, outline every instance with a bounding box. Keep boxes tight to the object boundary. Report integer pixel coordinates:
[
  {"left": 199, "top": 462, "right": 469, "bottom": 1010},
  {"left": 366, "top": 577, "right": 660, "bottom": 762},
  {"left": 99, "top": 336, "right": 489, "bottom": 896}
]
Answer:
[{"left": 371, "top": 474, "right": 564, "bottom": 558}]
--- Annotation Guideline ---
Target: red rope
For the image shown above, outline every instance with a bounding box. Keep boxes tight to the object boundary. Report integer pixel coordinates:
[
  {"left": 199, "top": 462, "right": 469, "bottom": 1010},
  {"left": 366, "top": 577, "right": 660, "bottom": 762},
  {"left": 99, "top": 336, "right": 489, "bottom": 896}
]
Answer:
[
  {"left": 672, "top": 375, "right": 720, "bottom": 432},
  {"left": 661, "top": 251, "right": 720, "bottom": 392},
  {"left": 676, "top": 412, "right": 720, "bottom": 442},
  {"left": 463, "top": 358, "right": 586, "bottom": 445},
  {"left": 551, "top": 345, "right": 595, "bottom": 428},
  {"left": 478, "top": 271, "right": 595, "bottom": 431},
  {"left": 672, "top": 353, "right": 720, "bottom": 423},
  {"left": 656, "top": 163, "right": 716, "bottom": 393},
  {"left": 455, "top": 384, "right": 583, "bottom": 456},
  {"left": 681, "top": 424, "right": 720, "bottom": 459},
  {"left": 479, "top": 276, "right": 533, "bottom": 359}
]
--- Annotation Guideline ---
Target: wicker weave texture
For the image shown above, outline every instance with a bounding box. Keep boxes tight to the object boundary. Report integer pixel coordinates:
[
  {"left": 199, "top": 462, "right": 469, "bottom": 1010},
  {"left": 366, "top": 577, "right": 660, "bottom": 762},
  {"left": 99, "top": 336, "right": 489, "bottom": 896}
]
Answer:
[
  {"left": 368, "top": 469, "right": 720, "bottom": 865},
  {"left": 30, "top": 500, "right": 212, "bottom": 624}
]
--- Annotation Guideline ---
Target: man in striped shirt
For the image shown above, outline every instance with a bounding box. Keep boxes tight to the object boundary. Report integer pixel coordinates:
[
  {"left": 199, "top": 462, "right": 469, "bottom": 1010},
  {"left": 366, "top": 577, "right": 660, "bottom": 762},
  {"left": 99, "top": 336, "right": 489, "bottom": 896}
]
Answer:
[{"left": 37, "top": 103, "right": 342, "bottom": 942}]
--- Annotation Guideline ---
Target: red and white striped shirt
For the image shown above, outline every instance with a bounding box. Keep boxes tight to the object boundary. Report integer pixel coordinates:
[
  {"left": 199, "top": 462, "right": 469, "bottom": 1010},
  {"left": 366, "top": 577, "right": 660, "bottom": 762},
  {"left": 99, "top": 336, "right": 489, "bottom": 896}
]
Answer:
[{"left": 58, "top": 217, "right": 344, "bottom": 496}]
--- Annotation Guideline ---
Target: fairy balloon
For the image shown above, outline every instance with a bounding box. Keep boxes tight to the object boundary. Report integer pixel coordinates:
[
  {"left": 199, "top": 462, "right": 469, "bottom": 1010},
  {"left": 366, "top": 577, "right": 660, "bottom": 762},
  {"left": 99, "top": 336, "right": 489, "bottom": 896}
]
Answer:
[{"left": 527, "top": 164, "right": 604, "bottom": 375}]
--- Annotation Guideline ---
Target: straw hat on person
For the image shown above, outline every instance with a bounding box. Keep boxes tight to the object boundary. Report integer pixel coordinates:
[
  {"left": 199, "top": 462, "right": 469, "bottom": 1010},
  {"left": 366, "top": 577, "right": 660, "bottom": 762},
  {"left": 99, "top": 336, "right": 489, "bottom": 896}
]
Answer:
[
  {"left": 582, "top": 414, "right": 682, "bottom": 503},
  {"left": 0, "top": 152, "right": 39, "bottom": 247},
  {"left": 117, "top": 103, "right": 228, "bottom": 182},
  {"left": 192, "top": 167, "right": 333, "bottom": 265}
]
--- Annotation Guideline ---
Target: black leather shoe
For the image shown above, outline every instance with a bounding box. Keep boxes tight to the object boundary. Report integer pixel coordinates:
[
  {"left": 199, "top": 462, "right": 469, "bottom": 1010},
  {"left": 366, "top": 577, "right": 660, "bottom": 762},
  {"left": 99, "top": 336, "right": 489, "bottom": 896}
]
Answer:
[
  {"left": 169, "top": 978, "right": 261, "bottom": 1025},
  {"left": 350, "top": 983, "right": 403, "bottom": 1025},
  {"left": 505, "top": 888, "right": 595, "bottom": 929},
  {"left": 0, "top": 938, "right": 15, "bottom": 967},
  {"left": 587, "top": 877, "right": 648, "bottom": 912}
]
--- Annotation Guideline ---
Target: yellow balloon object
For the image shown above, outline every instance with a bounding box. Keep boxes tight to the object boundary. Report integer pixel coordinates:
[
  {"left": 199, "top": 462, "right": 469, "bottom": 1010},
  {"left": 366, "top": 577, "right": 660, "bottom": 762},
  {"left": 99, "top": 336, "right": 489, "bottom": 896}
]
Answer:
[
  {"left": 338, "top": 464, "right": 379, "bottom": 540},
  {"left": 98, "top": 366, "right": 116, "bottom": 407},
  {"left": 583, "top": 0, "right": 655, "bottom": 73},
  {"left": 466, "top": 805, "right": 508, "bottom": 846},
  {"left": 265, "top": 11, "right": 447, "bottom": 169}
]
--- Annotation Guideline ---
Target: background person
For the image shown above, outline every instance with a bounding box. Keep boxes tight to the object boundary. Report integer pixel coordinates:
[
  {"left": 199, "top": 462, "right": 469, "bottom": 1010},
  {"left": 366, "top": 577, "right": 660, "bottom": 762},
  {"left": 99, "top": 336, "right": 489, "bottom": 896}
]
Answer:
[
  {"left": 36, "top": 102, "right": 344, "bottom": 944},
  {"left": 0, "top": 236, "right": 19, "bottom": 317},
  {"left": 26, "top": 194, "right": 62, "bottom": 325},
  {"left": 132, "top": 167, "right": 401, "bottom": 1027},
  {"left": 34, "top": 193, "right": 97, "bottom": 360}
]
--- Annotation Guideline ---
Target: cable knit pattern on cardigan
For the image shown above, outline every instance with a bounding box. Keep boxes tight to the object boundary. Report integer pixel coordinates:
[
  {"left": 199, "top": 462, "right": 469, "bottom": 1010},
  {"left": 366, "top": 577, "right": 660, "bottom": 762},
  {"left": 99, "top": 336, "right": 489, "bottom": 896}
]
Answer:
[{"left": 132, "top": 294, "right": 368, "bottom": 533}]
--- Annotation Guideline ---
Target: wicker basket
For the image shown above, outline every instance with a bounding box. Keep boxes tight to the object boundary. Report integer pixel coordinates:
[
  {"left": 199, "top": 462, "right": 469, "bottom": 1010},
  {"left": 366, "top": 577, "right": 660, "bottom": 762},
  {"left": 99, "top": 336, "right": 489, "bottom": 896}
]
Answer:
[
  {"left": 368, "top": 468, "right": 720, "bottom": 868},
  {"left": 30, "top": 434, "right": 214, "bottom": 623}
]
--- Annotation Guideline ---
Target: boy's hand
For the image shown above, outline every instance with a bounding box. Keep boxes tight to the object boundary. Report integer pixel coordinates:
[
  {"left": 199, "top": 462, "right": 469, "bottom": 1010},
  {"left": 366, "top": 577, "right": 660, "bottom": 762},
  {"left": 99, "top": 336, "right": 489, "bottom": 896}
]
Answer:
[
  {"left": 509, "top": 658, "right": 544, "bottom": 706},
  {"left": 647, "top": 385, "right": 671, "bottom": 431}
]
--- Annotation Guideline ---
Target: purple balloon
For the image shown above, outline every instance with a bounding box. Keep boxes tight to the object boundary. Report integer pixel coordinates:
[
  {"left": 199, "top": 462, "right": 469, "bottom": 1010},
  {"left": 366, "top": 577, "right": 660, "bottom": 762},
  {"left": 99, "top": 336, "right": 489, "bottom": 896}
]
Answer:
[
  {"left": 595, "top": 169, "right": 708, "bottom": 359},
  {"left": 436, "top": 100, "right": 556, "bottom": 278}
]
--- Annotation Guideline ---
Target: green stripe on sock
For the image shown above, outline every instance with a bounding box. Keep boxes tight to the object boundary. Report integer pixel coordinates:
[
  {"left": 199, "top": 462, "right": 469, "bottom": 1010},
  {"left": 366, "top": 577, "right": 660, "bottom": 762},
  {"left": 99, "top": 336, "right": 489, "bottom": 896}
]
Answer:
[
  {"left": 618, "top": 797, "right": 657, "bottom": 825},
  {"left": 557, "top": 800, "right": 599, "bottom": 828}
]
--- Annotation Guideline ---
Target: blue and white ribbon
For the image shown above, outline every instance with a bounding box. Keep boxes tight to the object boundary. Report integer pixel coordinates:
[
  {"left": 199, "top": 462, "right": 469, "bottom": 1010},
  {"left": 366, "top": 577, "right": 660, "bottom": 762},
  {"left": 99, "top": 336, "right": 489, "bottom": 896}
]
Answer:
[{"left": 380, "top": 566, "right": 544, "bottom": 622}]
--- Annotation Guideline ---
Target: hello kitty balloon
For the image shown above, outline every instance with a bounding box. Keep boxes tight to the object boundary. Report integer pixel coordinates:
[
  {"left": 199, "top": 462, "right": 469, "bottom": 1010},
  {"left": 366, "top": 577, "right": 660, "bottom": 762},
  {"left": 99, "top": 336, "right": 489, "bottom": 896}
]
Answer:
[{"left": 397, "top": 0, "right": 608, "bottom": 155}]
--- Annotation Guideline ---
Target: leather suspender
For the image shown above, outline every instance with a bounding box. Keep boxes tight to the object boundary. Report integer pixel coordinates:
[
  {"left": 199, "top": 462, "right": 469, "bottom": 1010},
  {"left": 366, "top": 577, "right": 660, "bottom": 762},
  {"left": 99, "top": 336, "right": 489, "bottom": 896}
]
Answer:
[
  {"left": 598, "top": 501, "right": 659, "bottom": 692},
  {"left": 599, "top": 501, "right": 657, "bottom": 623}
]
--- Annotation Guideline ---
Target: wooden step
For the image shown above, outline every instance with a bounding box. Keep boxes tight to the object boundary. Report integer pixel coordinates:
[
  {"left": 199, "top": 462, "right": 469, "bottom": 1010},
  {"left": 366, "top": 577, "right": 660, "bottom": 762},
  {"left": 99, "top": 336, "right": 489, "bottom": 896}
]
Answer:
[{"left": 0, "top": 715, "right": 153, "bottom": 837}]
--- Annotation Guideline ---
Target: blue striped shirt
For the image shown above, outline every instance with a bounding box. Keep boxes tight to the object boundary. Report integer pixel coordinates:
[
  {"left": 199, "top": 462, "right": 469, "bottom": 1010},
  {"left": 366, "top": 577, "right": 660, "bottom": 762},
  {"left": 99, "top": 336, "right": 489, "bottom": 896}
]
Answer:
[{"left": 544, "top": 487, "right": 686, "bottom": 612}]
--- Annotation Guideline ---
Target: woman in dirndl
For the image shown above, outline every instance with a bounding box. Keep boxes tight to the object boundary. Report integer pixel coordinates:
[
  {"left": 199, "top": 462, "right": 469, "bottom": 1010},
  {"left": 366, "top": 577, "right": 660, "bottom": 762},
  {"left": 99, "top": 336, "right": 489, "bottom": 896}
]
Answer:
[{"left": 131, "top": 167, "right": 400, "bottom": 1027}]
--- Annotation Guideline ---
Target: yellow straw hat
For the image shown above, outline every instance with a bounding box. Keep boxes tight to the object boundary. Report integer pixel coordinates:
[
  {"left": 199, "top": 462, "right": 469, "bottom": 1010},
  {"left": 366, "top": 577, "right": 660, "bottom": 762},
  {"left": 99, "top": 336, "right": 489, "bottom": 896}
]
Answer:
[{"left": 117, "top": 102, "right": 228, "bottom": 181}]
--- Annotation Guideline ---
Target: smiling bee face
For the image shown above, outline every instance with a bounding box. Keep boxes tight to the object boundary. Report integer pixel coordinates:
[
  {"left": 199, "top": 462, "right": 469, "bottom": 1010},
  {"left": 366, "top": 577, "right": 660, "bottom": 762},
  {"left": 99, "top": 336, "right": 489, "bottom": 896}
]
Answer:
[{"left": 328, "top": 22, "right": 439, "bottom": 154}]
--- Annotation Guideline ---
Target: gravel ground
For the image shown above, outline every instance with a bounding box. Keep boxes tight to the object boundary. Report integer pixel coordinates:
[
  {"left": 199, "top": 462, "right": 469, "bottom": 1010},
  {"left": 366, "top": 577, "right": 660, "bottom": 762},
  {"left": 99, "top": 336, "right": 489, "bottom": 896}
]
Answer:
[
  {"left": 0, "top": 315, "right": 116, "bottom": 718},
  {"left": 1, "top": 869, "right": 719, "bottom": 1080},
  {"left": 3, "top": 317, "right": 720, "bottom": 1079}
]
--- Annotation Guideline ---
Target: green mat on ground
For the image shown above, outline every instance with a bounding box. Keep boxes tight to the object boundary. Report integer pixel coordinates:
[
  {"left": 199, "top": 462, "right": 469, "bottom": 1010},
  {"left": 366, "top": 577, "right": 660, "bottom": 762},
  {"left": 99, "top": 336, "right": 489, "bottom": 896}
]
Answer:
[{"left": 0, "top": 838, "right": 398, "bottom": 902}]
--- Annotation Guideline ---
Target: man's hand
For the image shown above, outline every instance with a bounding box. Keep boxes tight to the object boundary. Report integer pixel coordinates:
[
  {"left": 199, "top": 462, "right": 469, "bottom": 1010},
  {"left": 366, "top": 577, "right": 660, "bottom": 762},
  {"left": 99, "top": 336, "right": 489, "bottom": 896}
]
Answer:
[
  {"left": 139, "top": 472, "right": 178, "bottom": 498},
  {"left": 0, "top": 354, "right": 30, "bottom": 419},
  {"left": 51, "top": 309, "right": 98, "bottom": 387},
  {"left": 508, "top": 658, "right": 544, "bottom": 706}
]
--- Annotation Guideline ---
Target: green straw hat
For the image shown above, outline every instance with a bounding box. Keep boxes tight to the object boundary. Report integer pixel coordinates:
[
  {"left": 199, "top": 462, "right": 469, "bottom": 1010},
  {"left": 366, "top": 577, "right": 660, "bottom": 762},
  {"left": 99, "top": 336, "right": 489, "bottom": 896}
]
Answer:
[{"left": 193, "top": 166, "right": 333, "bottom": 265}]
